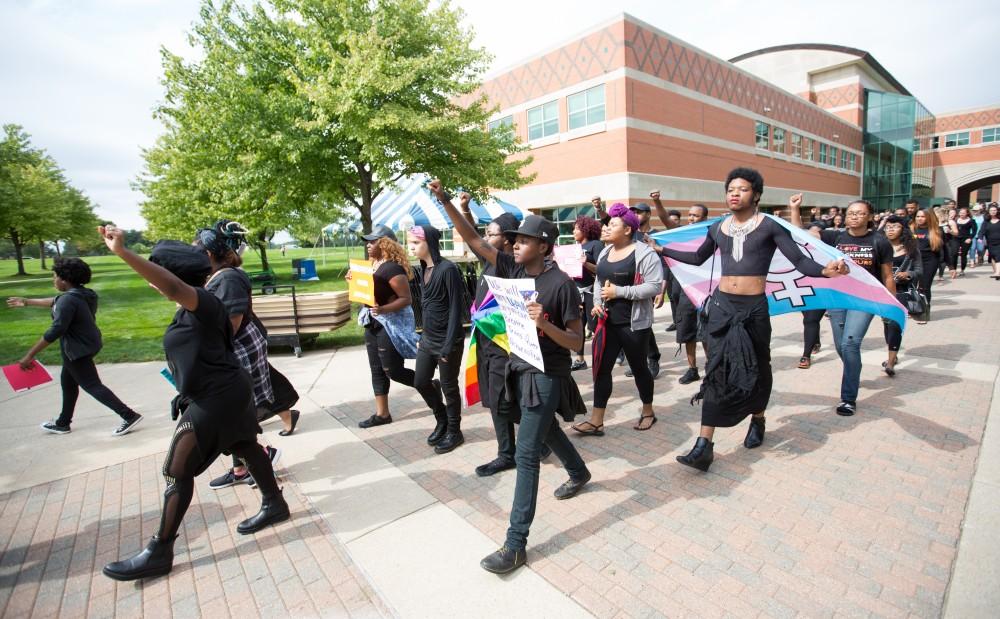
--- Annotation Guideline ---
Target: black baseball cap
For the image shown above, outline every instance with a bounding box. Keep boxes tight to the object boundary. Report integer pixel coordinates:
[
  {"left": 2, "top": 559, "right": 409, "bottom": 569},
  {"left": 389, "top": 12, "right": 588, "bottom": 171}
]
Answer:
[
  {"left": 504, "top": 215, "right": 559, "bottom": 245},
  {"left": 630, "top": 203, "right": 651, "bottom": 212},
  {"left": 360, "top": 225, "right": 396, "bottom": 242}
]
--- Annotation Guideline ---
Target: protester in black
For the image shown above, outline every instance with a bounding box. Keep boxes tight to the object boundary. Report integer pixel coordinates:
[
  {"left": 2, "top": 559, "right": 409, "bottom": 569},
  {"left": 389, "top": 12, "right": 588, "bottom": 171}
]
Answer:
[
  {"left": 911, "top": 208, "right": 943, "bottom": 322},
  {"left": 950, "top": 206, "right": 978, "bottom": 278},
  {"left": 979, "top": 203, "right": 1000, "bottom": 279},
  {"left": 9, "top": 258, "right": 141, "bottom": 436},
  {"left": 663, "top": 171, "right": 845, "bottom": 472},
  {"left": 408, "top": 225, "right": 467, "bottom": 454},
  {"left": 797, "top": 222, "right": 827, "bottom": 369},
  {"left": 99, "top": 228, "right": 286, "bottom": 582},
  {"left": 355, "top": 225, "right": 439, "bottom": 428},
  {"left": 881, "top": 216, "right": 922, "bottom": 376},
  {"left": 571, "top": 215, "right": 604, "bottom": 371},
  {"left": 431, "top": 180, "right": 590, "bottom": 575},
  {"left": 194, "top": 221, "right": 293, "bottom": 490}
]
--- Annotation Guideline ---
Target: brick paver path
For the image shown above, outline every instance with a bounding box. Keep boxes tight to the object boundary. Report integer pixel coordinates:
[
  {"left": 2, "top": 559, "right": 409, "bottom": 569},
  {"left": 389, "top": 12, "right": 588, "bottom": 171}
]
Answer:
[
  {"left": 330, "top": 273, "right": 999, "bottom": 618},
  {"left": 0, "top": 455, "right": 389, "bottom": 619}
]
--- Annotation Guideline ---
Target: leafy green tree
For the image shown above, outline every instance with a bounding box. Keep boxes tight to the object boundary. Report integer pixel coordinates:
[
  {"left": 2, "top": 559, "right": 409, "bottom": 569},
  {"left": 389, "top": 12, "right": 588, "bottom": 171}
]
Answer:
[{"left": 139, "top": 0, "right": 532, "bottom": 267}]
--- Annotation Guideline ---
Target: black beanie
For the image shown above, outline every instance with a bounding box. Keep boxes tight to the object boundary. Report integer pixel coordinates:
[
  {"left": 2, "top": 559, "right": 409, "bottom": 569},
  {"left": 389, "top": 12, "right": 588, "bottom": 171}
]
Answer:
[{"left": 150, "top": 240, "right": 212, "bottom": 287}]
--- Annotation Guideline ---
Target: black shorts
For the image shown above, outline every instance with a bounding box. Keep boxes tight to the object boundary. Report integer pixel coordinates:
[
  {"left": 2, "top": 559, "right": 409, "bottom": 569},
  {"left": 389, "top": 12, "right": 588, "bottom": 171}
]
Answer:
[{"left": 674, "top": 294, "right": 700, "bottom": 344}]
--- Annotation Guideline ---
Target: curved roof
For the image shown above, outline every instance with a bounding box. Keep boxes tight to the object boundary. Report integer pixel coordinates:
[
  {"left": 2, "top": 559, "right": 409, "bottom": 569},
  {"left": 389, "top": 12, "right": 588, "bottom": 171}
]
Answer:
[{"left": 729, "top": 44, "right": 910, "bottom": 96}]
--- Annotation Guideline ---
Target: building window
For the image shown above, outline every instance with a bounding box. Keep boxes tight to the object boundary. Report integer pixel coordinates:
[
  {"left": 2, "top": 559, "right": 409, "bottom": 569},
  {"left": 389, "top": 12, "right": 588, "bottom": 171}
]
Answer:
[
  {"left": 791, "top": 133, "right": 802, "bottom": 158},
  {"left": 755, "top": 121, "right": 770, "bottom": 149},
  {"left": 487, "top": 115, "right": 514, "bottom": 132},
  {"left": 850, "top": 153, "right": 857, "bottom": 172},
  {"left": 527, "top": 101, "right": 559, "bottom": 140},
  {"left": 537, "top": 204, "right": 597, "bottom": 245},
  {"left": 829, "top": 146, "right": 838, "bottom": 167},
  {"left": 819, "top": 143, "right": 827, "bottom": 165},
  {"left": 982, "top": 127, "right": 1000, "bottom": 143},
  {"left": 772, "top": 127, "right": 785, "bottom": 153},
  {"left": 841, "top": 150, "right": 849, "bottom": 169},
  {"left": 567, "top": 85, "right": 605, "bottom": 130},
  {"left": 931, "top": 136, "right": 939, "bottom": 149},
  {"left": 944, "top": 132, "right": 969, "bottom": 147},
  {"left": 805, "top": 139, "right": 814, "bottom": 161}
]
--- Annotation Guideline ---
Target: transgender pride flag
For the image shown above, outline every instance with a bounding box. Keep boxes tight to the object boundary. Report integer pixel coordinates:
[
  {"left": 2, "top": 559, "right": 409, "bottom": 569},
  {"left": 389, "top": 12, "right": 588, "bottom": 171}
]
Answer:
[{"left": 650, "top": 214, "right": 907, "bottom": 329}]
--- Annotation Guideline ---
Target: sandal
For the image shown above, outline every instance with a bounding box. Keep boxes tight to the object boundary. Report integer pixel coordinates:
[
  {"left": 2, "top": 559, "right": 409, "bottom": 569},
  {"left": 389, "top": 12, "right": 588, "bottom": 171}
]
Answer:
[
  {"left": 572, "top": 421, "right": 605, "bottom": 436},
  {"left": 798, "top": 356, "right": 811, "bottom": 369},
  {"left": 634, "top": 414, "right": 657, "bottom": 431},
  {"left": 882, "top": 361, "right": 896, "bottom": 377}
]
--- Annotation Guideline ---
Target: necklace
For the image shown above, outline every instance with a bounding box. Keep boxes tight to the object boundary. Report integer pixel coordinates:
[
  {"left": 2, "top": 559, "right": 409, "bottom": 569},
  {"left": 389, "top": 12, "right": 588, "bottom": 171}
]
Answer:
[{"left": 728, "top": 215, "right": 758, "bottom": 262}]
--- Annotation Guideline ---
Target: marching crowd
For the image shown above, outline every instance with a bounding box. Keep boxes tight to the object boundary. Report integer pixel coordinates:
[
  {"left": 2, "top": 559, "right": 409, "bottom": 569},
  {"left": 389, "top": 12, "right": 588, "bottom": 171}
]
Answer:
[{"left": 7, "top": 166, "right": 999, "bottom": 579}]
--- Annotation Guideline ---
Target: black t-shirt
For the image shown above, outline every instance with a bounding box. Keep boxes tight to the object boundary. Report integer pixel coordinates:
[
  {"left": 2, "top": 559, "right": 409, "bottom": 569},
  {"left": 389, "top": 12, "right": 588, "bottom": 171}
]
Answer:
[
  {"left": 913, "top": 227, "right": 937, "bottom": 258},
  {"left": 163, "top": 288, "right": 246, "bottom": 400},
  {"left": 596, "top": 251, "right": 636, "bottom": 325},
  {"left": 821, "top": 229, "right": 893, "bottom": 281},
  {"left": 373, "top": 262, "right": 407, "bottom": 306},
  {"left": 495, "top": 252, "right": 581, "bottom": 376},
  {"left": 955, "top": 219, "right": 977, "bottom": 241},
  {"left": 980, "top": 219, "right": 1000, "bottom": 246},
  {"left": 579, "top": 239, "right": 603, "bottom": 288},
  {"left": 475, "top": 259, "right": 508, "bottom": 359}
]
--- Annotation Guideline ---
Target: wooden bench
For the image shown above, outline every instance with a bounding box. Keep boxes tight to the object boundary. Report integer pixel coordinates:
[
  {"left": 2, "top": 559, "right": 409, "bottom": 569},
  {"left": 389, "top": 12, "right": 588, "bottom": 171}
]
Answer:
[{"left": 253, "top": 286, "right": 351, "bottom": 357}]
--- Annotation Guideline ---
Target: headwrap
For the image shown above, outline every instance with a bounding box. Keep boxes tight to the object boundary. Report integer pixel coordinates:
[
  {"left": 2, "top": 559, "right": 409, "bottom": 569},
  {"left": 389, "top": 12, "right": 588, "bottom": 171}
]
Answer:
[
  {"left": 608, "top": 203, "right": 641, "bottom": 234},
  {"left": 196, "top": 220, "right": 248, "bottom": 257},
  {"left": 407, "top": 226, "right": 426, "bottom": 241}
]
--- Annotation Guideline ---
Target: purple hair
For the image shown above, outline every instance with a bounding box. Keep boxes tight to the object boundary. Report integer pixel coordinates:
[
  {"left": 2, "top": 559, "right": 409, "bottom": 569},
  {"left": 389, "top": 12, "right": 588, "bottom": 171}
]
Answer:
[
  {"left": 574, "top": 215, "right": 602, "bottom": 241},
  {"left": 608, "top": 202, "right": 640, "bottom": 233}
]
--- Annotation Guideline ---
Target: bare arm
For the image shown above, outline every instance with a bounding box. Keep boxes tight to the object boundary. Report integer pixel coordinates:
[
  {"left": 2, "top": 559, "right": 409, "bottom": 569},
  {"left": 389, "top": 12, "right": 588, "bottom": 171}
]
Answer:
[
  {"left": 99, "top": 226, "right": 199, "bottom": 311},
  {"left": 650, "top": 191, "right": 675, "bottom": 230},
  {"left": 7, "top": 297, "right": 56, "bottom": 308},
  {"left": 18, "top": 337, "right": 51, "bottom": 369},
  {"left": 375, "top": 273, "right": 412, "bottom": 315},
  {"left": 229, "top": 314, "right": 243, "bottom": 334},
  {"left": 882, "top": 263, "right": 897, "bottom": 296},
  {"left": 787, "top": 193, "right": 804, "bottom": 228},
  {"left": 528, "top": 301, "right": 583, "bottom": 353},
  {"left": 428, "top": 180, "right": 498, "bottom": 265}
]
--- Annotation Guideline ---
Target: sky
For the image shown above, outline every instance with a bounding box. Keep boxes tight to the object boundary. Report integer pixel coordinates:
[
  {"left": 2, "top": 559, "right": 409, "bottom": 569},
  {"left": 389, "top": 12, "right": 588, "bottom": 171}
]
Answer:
[{"left": 2, "top": 0, "right": 998, "bottom": 230}]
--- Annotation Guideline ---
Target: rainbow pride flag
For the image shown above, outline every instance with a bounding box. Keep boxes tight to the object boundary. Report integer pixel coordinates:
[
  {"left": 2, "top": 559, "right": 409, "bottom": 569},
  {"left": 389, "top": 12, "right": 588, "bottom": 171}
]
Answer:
[
  {"left": 463, "top": 291, "right": 510, "bottom": 407},
  {"left": 651, "top": 215, "right": 907, "bottom": 329}
]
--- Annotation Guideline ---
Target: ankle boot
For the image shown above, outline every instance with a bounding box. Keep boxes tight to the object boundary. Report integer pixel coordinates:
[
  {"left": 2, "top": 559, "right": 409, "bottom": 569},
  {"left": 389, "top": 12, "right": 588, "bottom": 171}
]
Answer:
[
  {"left": 237, "top": 490, "right": 290, "bottom": 535},
  {"left": 427, "top": 415, "right": 448, "bottom": 446},
  {"left": 743, "top": 416, "right": 765, "bottom": 449},
  {"left": 676, "top": 437, "right": 714, "bottom": 472},
  {"left": 102, "top": 535, "right": 176, "bottom": 581}
]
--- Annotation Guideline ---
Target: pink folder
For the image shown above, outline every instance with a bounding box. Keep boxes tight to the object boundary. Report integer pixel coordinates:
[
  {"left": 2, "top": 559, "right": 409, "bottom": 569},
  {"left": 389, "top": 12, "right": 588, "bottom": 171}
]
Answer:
[{"left": 2, "top": 361, "right": 54, "bottom": 392}]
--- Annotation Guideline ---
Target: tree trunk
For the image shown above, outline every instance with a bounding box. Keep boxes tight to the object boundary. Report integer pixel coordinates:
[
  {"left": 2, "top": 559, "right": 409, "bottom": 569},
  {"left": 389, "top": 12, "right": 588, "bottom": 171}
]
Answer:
[
  {"left": 257, "top": 230, "right": 270, "bottom": 270},
  {"left": 53, "top": 241, "right": 61, "bottom": 258},
  {"left": 357, "top": 162, "right": 374, "bottom": 258},
  {"left": 39, "top": 239, "right": 46, "bottom": 270},
  {"left": 10, "top": 227, "right": 26, "bottom": 276}
]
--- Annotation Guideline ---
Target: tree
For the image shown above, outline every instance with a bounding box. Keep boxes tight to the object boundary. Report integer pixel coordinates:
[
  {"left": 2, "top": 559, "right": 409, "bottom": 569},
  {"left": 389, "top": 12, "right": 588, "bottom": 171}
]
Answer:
[
  {"left": 0, "top": 125, "right": 102, "bottom": 274},
  {"left": 138, "top": 0, "right": 532, "bottom": 267}
]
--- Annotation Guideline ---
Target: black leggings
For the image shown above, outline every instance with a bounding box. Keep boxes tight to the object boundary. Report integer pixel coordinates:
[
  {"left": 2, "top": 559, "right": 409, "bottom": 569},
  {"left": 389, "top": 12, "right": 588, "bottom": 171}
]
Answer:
[
  {"left": 159, "top": 418, "right": 279, "bottom": 541},
  {"left": 364, "top": 323, "right": 439, "bottom": 411},
  {"left": 919, "top": 254, "right": 938, "bottom": 304},
  {"left": 58, "top": 355, "right": 135, "bottom": 426},
  {"left": 883, "top": 318, "right": 902, "bottom": 352},
  {"left": 594, "top": 324, "right": 653, "bottom": 408},
  {"left": 414, "top": 342, "right": 463, "bottom": 429},
  {"left": 801, "top": 309, "right": 825, "bottom": 358},
  {"left": 949, "top": 239, "right": 970, "bottom": 271}
]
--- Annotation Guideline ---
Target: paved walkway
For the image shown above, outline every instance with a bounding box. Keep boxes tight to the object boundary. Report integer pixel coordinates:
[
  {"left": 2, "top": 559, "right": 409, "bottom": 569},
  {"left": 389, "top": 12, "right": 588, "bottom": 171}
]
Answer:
[{"left": 1, "top": 270, "right": 998, "bottom": 618}]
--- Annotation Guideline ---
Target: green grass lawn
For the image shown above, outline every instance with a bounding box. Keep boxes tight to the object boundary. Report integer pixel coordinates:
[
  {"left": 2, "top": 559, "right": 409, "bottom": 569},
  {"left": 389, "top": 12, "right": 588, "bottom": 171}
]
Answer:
[{"left": 0, "top": 246, "right": 368, "bottom": 365}]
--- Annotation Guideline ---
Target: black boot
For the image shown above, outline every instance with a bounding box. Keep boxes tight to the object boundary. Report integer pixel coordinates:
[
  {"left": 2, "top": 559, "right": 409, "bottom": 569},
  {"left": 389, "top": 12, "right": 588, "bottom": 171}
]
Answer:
[
  {"left": 427, "top": 409, "right": 448, "bottom": 446},
  {"left": 237, "top": 490, "right": 290, "bottom": 535},
  {"left": 743, "top": 416, "right": 765, "bottom": 449},
  {"left": 102, "top": 535, "right": 176, "bottom": 581},
  {"left": 676, "top": 437, "right": 714, "bottom": 472},
  {"left": 434, "top": 430, "right": 464, "bottom": 454},
  {"left": 480, "top": 546, "right": 526, "bottom": 574}
]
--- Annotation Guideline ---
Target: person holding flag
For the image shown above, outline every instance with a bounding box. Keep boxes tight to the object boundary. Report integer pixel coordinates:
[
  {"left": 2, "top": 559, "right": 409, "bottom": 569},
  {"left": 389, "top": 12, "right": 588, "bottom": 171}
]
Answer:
[
  {"left": 657, "top": 168, "right": 848, "bottom": 472},
  {"left": 789, "top": 196, "right": 895, "bottom": 417}
]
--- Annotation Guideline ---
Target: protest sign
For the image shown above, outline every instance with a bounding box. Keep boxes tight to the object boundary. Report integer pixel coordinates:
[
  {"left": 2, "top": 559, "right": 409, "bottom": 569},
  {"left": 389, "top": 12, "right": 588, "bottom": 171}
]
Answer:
[
  {"left": 484, "top": 275, "right": 545, "bottom": 372},
  {"left": 553, "top": 244, "right": 583, "bottom": 279},
  {"left": 347, "top": 259, "right": 375, "bottom": 305}
]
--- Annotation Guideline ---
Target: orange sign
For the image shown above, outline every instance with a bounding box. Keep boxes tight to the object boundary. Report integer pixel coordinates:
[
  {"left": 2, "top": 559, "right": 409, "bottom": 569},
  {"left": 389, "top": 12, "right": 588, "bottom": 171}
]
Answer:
[{"left": 348, "top": 259, "right": 375, "bottom": 305}]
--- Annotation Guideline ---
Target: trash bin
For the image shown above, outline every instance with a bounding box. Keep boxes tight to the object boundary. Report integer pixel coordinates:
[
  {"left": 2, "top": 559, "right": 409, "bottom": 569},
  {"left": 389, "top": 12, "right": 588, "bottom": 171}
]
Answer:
[
  {"left": 298, "top": 259, "right": 319, "bottom": 281},
  {"left": 291, "top": 258, "right": 303, "bottom": 279}
]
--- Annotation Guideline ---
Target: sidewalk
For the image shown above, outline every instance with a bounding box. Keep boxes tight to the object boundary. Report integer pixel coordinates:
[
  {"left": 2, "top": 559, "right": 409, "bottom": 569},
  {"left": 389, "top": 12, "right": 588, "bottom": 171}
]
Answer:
[{"left": 1, "top": 270, "right": 998, "bottom": 618}]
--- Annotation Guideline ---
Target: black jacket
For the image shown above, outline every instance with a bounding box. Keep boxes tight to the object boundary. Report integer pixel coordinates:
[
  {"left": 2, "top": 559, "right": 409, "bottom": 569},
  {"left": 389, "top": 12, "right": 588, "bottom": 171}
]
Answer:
[
  {"left": 415, "top": 225, "right": 466, "bottom": 356},
  {"left": 43, "top": 287, "right": 103, "bottom": 361}
]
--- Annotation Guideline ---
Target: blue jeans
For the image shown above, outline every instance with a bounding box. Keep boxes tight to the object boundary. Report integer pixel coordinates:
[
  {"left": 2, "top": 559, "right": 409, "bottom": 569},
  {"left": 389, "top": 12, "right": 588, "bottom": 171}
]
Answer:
[
  {"left": 505, "top": 373, "right": 588, "bottom": 551},
  {"left": 828, "top": 309, "right": 874, "bottom": 403}
]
